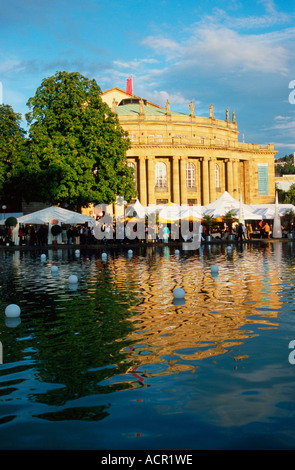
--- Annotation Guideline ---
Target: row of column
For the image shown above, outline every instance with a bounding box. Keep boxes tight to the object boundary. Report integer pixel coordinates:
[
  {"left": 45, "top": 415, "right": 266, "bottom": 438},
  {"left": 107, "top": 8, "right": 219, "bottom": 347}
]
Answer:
[{"left": 137, "top": 155, "right": 243, "bottom": 206}]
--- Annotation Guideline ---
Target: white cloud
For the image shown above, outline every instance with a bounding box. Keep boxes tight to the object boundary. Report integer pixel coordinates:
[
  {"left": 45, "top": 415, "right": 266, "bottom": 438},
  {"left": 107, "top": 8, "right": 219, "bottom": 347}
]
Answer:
[
  {"left": 197, "top": 0, "right": 291, "bottom": 31},
  {"left": 0, "top": 59, "right": 24, "bottom": 74},
  {"left": 271, "top": 119, "right": 295, "bottom": 130},
  {"left": 141, "top": 37, "right": 181, "bottom": 60},
  {"left": 113, "top": 58, "right": 158, "bottom": 70},
  {"left": 143, "top": 89, "right": 194, "bottom": 108},
  {"left": 140, "top": 26, "right": 290, "bottom": 76}
]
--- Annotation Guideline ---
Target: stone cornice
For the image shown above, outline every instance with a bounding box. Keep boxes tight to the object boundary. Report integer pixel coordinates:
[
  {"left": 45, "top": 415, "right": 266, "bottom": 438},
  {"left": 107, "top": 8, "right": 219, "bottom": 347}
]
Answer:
[{"left": 128, "top": 142, "right": 277, "bottom": 155}]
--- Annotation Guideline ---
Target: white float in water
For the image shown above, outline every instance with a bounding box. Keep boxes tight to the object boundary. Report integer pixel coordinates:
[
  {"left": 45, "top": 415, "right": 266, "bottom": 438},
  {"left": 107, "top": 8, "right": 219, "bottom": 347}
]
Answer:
[
  {"left": 68, "top": 275, "right": 78, "bottom": 284},
  {"left": 41, "top": 254, "right": 46, "bottom": 261},
  {"left": 211, "top": 265, "right": 219, "bottom": 273},
  {"left": 173, "top": 287, "right": 185, "bottom": 299},
  {"left": 75, "top": 249, "right": 80, "bottom": 256},
  {"left": 128, "top": 249, "right": 133, "bottom": 257},
  {"left": 175, "top": 249, "right": 180, "bottom": 255},
  {"left": 5, "top": 317, "right": 21, "bottom": 328},
  {"left": 173, "top": 298, "right": 186, "bottom": 306},
  {"left": 101, "top": 253, "right": 107, "bottom": 261},
  {"left": 5, "top": 304, "right": 21, "bottom": 318},
  {"left": 51, "top": 265, "right": 58, "bottom": 273}
]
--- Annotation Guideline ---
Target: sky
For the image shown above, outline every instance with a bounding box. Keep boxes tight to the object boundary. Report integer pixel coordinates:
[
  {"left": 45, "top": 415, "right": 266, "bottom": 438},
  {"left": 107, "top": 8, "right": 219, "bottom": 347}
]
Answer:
[{"left": 1, "top": 0, "right": 295, "bottom": 158}]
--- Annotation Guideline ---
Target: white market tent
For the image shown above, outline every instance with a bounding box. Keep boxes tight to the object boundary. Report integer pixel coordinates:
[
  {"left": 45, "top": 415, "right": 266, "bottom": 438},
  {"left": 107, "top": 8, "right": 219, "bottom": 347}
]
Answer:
[
  {"left": 158, "top": 203, "right": 202, "bottom": 223},
  {"left": 249, "top": 203, "right": 295, "bottom": 219},
  {"left": 158, "top": 203, "right": 183, "bottom": 223},
  {"left": 11, "top": 206, "right": 95, "bottom": 245},
  {"left": 129, "top": 199, "right": 146, "bottom": 219},
  {"left": 202, "top": 191, "right": 262, "bottom": 220}
]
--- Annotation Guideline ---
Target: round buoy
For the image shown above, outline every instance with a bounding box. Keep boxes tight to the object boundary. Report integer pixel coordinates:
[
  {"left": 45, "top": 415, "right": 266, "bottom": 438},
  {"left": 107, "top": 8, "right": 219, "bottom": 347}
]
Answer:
[
  {"left": 41, "top": 254, "right": 46, "bottom": 261},
  {"left": 101, "top": 253, "right": 107, "bottom": 260},
  {"left": 173, "top": 287, "right": 185, "bottom": 299},
  {"left": 175, "top": 249, "right": 180, "bottom": 255},
  {"left": 68, "top": 275, "right": 78, "bottom": 284},
  {"left": 75, "top": 249, "right": 80, "bottom": 256},
  {"left": 128, "top": 249, "right": 133, "bottom": 256},
  {"left": 5, "top": 304, "right": 21, "bottom": 318},
  {"left": 51, "top": 265, "right": 58, "bottom": 273},
  {"left": 211, "top": 265, "right": 219, "bottom": 273},
  {"left": 5, "top": 317, "right": 21, "bottom": 328}
]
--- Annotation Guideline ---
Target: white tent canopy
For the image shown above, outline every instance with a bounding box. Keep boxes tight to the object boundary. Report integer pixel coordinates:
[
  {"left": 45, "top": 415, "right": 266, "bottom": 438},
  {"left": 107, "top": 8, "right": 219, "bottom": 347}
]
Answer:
[
  {"left": 11, "top": 206, "right": 95, "bottom": 245},
  {"left": 16, "top": 206, "right": 95, "bottom": 226},
  {"left": 128, "top": 199, "right": 146, "bottom": 219},
  {"left": 158, "top": 203, "right": 183, "bottom": 223},
  {"left": 203, "top": 191, "right": 262, "bottom": 220},
  {"left": 250, "top": 203, "right": 295, "bottom": 219},
  {"left": 158, "top": 203, "right": 202, "bottom": 223}
]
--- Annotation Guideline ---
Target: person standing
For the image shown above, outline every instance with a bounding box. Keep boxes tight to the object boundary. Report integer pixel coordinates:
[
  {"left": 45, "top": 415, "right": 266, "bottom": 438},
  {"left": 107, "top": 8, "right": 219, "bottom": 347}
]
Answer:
[
  {"left": 264, "top": 222, "right": 271, "bottom": 239},
  {"left": 237, "top": 223, "right": 245, "bottom": 241}
]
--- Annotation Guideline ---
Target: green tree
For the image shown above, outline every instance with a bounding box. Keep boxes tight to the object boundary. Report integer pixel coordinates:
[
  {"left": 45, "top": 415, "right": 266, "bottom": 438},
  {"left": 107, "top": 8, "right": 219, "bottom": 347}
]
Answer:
[
  {"left": 0, "top": 104, "right": 27, "bottom": 194},
  {"left": 223, "top": 209, "right": 237, "bottom": 234},
  {"left": 280, "top": 184, "right": 295, "bottom": 205},
  {"left": 24, "top": 71, "right": 136, "bottom": 208},
  {"left": 202, "top": 214, "right": 217, "bottom": 236},
  {"left": 275, "top": 154, "right": 295, "bottom": 176},
  {"left": 281, "top": 208, "right": 295, "bottom": 231}
]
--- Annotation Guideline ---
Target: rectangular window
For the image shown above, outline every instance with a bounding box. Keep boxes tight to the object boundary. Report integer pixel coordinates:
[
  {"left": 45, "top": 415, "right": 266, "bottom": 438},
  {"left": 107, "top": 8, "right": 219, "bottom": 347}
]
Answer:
[
  {"left": 258, "top": 164, "right": 268, "bottom": 195},
  {"left": 156, "top": 199, "right": 168, "bottom": 205}
]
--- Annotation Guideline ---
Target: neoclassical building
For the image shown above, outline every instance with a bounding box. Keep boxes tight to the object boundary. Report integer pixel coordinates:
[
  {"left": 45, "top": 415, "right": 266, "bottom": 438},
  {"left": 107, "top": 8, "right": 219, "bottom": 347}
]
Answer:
[{"left": 101, "top": 87, "right": 277, "bottom": 206}]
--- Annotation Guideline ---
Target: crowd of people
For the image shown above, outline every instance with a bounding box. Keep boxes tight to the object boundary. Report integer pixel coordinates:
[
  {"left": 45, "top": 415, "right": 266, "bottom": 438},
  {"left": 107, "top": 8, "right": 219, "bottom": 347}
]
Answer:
[
  {"left": 1, "top": 218, "right": 294, "bottom": 246},
  {"left": 203, "top": 221, "right": 273, "bottom": 241}
]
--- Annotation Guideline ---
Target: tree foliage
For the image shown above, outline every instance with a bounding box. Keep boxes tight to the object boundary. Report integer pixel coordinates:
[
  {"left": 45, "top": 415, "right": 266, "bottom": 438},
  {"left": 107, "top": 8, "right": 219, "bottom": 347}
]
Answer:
[
  {"left": 275, "top": 154, "right": 295, "bottom": 177},
  {"left": 280, "top": 183, "right": 295, "bottom": 205},
  {"left": 24, "top": 71, "right": 136, "bottom": 208},
  {"left": 0, "top": 104, "right": 27, "bottom": 194}
]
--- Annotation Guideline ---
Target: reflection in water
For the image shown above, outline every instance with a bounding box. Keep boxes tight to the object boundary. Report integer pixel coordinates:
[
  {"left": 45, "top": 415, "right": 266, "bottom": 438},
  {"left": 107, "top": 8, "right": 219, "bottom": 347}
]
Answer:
[
  {"left": 0, "top": 242, "right": 293, "bottom": 448},
  {"left": 116, "top": 244, "right": 282, "bottom": 378}
]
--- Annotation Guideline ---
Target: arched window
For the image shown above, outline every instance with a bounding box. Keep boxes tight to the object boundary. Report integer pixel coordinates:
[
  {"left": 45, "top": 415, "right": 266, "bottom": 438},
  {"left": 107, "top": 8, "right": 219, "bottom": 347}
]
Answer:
[
  {"left": 155, "top": 162, "right": 167, "bottom": 188},
  {"left": 186, "top": 162, "right": 196, "bottom": 189},
  {"left": 215, "top": 163, "right": 220, "bottom": 189}
]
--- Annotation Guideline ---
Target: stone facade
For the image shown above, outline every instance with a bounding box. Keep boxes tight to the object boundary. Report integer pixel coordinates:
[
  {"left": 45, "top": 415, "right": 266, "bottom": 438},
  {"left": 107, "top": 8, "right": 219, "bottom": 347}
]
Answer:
[{"left": 102, "top": 87, "right": 277, "bottom": 206}]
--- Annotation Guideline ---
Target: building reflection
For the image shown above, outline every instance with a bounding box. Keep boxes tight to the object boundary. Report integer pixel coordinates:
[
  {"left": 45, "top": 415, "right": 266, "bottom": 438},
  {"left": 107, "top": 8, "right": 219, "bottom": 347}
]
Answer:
[
  {"left": 102, "top": 244, "right": 283, "bottom": 377},
  {"left": 0, "top": 242, "right": 285, "bottom": 386}
]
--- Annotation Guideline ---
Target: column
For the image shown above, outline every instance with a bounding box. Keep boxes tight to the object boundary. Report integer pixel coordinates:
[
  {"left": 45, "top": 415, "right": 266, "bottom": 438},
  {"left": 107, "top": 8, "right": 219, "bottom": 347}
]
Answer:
[
  {"left": 180, "top": 156, "right": 187, "bottom": 205},
  {"left": 202, "top": 157, "right": 210, "bottom": 205},
  {"left": 147, "top": 157, "right": 156, "bottom": 205},
  {"left": 209, "top": 158, "right": 216, "bottom": 203},
  {"left": 244, "top": 160, "right": 251, "bottom": 204},
  {"left": 226, "top": 159, "right": 233, "bottom": 195},
  {"left": 139, "top": 156, "right": 147, "bottom": 206},
  {"left": 233, "top": 158, "right": 239, "bottom": 197},
  {"left": 172, "top": 156, "right": 180, "bottom": 205},
  {"left": 221, "top": 160, "right": 226, "bottom": 193},
  {"left": 196, "top": 159, "right": 201, "bottom": 204}
]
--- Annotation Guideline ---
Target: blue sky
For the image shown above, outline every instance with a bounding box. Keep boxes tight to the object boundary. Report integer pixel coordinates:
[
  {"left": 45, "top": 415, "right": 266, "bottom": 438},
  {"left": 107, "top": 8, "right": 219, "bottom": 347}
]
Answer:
[{"left": 1, "top": 0, "right": 295, "bottom": 158}]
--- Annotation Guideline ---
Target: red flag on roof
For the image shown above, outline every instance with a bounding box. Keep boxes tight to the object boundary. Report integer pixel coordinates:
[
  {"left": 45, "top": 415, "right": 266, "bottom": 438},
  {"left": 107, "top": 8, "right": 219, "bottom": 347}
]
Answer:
[{"left": 126, "top": 76, "right": 133, "bottom": 95}]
